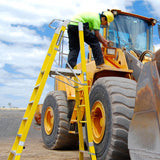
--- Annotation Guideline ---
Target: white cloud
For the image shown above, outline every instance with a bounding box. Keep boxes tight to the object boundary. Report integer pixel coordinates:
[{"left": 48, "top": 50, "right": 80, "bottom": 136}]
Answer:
[
  {"left": 0, "top": 24, "right": 49, "bottom": 45},
  {"left": 145, "top": 0, "right": 160, "bottom": 18},
  {"left": 154, "top": 44, "right": 160, "bottom": 52}
]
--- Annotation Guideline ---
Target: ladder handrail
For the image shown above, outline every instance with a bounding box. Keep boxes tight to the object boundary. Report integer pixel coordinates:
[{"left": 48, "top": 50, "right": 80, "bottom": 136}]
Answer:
[{"left": 49, "top": 19, "right": 79, "bottom": 30}]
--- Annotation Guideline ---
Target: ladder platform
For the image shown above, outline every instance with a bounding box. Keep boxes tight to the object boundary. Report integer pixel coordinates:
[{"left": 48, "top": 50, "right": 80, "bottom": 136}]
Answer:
[{"left": 50, "top": 67, "right": 81, "bottom": 77}]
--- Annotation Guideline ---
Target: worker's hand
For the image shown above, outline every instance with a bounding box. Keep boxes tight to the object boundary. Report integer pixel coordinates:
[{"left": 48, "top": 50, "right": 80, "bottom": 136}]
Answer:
[
  {"left": 103, "top": 40, "right": 114, "bottom": 48},
  {"left": 102, "top": 40, "right": 109, "bottom": 48}
]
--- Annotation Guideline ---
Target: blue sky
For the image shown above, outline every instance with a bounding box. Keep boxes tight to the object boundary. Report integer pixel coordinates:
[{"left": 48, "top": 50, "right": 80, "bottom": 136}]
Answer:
[{"left": 0, "top": 0, "right": 160, "bottom": 108}]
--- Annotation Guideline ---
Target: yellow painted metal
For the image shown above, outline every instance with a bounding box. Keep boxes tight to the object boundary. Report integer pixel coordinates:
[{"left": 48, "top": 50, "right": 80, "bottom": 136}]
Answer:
[
  {"left": 76, "top": 22, "right": 97, "bottom": 160},
  {"left": 7, "top": 20, "right": 70, "bottom": 160},
  {"left": 44, "top": 106, "right": 54, "bottom": 135},
  {"left": 74, "top": 76, "right": 84, "bottom": 160},
  {"left": 91, "top": 101, "right": 106, "bottom": 144},
  {"left": 103, "top": 27, "right": 107, "bottom": 54},
  {"left": 103, "top": 48, "right": 130, "bottom": 70}
]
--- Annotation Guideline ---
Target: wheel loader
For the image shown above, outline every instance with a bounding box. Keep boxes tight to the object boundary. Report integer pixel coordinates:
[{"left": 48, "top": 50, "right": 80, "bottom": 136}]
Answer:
[{"left": 35, "top": 9, "right": 160, "bottom": 160}]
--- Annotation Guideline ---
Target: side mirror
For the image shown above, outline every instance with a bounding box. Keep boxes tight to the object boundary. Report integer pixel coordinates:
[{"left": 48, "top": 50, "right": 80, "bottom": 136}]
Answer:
[{"left": 158, "top": 24, "right": 160, "bottom": 39}]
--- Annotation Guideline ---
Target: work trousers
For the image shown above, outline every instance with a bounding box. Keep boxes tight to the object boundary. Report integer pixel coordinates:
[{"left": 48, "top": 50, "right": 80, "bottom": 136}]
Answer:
[{"left": 67, "top": 23, "right": 104, "bottom": 68}]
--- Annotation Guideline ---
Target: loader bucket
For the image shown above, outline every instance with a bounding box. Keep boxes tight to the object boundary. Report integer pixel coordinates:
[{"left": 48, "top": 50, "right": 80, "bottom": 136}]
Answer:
[{"left": 128, "top": 50, "right": 160, "bottom": 160}]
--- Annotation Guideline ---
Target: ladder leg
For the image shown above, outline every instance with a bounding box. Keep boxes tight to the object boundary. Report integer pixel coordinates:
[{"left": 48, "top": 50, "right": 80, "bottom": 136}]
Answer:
[
  {"left": 75, "top": 86, "right": 85, "bottom": 160},
  {"left": 77, "top": 22, "right": 97, "bottom": 160}
]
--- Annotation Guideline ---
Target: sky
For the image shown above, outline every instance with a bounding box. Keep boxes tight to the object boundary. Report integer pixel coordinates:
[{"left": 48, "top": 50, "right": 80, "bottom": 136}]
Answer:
[{"left": 0, "top": 0, "right": 160, "bottom": 108}]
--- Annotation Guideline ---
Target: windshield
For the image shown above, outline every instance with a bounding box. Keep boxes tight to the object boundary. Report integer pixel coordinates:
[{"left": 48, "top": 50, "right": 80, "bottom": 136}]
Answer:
[{"left": 107, "top": 14, "right": 153, "bottom": 54}]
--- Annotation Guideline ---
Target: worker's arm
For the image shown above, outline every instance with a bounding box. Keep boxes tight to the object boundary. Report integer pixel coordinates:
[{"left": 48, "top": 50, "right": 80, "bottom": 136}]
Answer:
[{"left": 94, "top": 30, "right": 108, "bottom": 47}]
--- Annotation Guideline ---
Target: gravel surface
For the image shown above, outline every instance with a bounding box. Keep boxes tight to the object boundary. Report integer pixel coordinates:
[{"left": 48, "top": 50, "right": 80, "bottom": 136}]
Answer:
[{"left": 0, "top": 109, "right": 89, "bottom": 160}]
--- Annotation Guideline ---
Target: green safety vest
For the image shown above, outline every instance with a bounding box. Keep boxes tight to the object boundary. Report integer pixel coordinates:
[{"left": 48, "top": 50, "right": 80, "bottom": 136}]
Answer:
[{"left": 70, "top": 12, "right": 101, "bottom": 31}]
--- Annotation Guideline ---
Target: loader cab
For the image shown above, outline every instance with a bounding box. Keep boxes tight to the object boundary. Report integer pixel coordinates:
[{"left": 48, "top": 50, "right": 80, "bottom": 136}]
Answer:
[{"left": 104, "top": 10, "right": 157, "bottom": 55}]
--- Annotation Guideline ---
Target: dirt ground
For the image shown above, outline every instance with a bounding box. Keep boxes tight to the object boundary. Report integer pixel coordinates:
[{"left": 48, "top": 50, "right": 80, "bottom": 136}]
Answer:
[{"left": 0, "top": 109, "right": 89, "bottom": 160}]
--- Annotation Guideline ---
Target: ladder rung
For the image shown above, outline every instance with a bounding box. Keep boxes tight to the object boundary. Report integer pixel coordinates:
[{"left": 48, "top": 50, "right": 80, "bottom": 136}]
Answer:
[
  {"left": 50, "top": 67, "right": 81, "bottom": 77},
  {"left": 79, "top": 150, "right": 96, "bottom": 155},
  {"left": 35, "top": 84, "right": 40, "bottom": 89},
  {"left": 68, "top": 131, "right": 78, "bottom": 134},
  {"left": 70, "top": 120, "right": 77, "bottom": 123},
  {"left": 17, "top": 134, "right": 22, "bottom": 137},
  {"left": 11, "top": 150, "right": 16, "bottom": 155},
  {"left": 79, "top": 121, "right": 87, "bottom": 123},
  {"left": 70, "top": 120, "right": 86, "bottom": 124},
  {"left": 11, "top": 150, "right": 21, "bottom": 156},
  {"left": 41, "top": 70, "right": 45, "bottom": 74},
  {"left": 78, "top": 105, "right": 85, "bottom": 107},
  {"left": 28, "top": 101, "right": 34, "bottom": 104},
  {"left": 76, "top": 88, "right": 84, "bottom": 92},
  {"left": 23, "top": 117, "right": 28, "bottom": 120},
  {"left": 54, "top": 47, "right": 59, "bottom": 51}
]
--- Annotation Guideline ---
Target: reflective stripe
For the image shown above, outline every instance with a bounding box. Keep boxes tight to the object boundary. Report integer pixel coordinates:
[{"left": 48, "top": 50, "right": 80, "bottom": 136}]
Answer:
[
  {"left": 78, "top": 22, "right": 83, "bottom": 31},
  {"left": 83, "top": 72, "right": 87, "bottom": 81},
  {"left": 19, "top": 141, "right": 24, "bottom": 146},
  {"left": 89, "top": 142, "right": 94, "bottom": 146}
]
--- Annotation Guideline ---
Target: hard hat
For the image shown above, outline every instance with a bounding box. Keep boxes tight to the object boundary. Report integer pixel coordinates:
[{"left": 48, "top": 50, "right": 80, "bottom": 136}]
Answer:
[{"left": 102, "top": 11, "right": 114, "bottom": 23}]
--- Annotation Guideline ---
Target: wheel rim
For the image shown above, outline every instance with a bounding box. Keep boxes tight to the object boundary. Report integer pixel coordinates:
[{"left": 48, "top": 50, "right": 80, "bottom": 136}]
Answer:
[
  {"left": 44, "top": 106, "right": 54, "bottom": 135},
  {"left": 91, "top": 101, "right": 106, "bottom": 144}
]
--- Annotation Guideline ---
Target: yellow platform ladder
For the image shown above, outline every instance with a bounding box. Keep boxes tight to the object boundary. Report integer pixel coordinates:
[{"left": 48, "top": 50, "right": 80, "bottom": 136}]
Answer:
[
  {"left": 7, "top": 19, "right": 70, "bottom": 160},
  {"left": 74, "top": 22, "right": 96, "bottom": 160}
]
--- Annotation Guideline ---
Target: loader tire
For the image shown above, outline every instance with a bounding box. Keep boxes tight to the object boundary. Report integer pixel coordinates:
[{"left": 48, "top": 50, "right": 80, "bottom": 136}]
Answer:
[
  {"left": 89, "top": 77, "right": 136, "bottom": 160},
  {"left": 41, "top": 91, "right": 78, "bottom": 149}
]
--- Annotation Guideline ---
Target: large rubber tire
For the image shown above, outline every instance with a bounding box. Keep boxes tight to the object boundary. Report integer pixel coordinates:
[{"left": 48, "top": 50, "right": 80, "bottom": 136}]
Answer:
[
  {"left": 41, "top": 91, "right": 78, "bottom": 149},
  {"left": 89, "top": 77, "right": 136, "bottom": 160}
]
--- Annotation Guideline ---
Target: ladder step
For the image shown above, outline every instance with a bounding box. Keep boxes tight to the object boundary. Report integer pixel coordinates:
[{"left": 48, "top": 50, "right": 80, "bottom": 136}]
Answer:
[
  {"left": 79, "top": 150, "right": 96, "bottom": 155},
  {"left": 11, "top": 150, "right": 21, "bottom": 156},
  {"left": 50, "top": 67, "right": 81, "bottom": 77},
  {"left": 23, "top": 117, "right": 28, "bottom": 120},
  {"left": 54, "top": 47, "right": 59, "bottom": 51},
  {"left": 76, "top": 88, "right": 84, "bottom": 92},
  {"left": 71, "top": 120, "right": 77, "bottom": 123},
  {"left": 79, "top": 121, "right": 87, "bottom": 123},
  {"left": 17, "top": 134, "right": 22, "bottom": 137},
  {"left": 28, "top": 101, "right": 34, "bottom": 104},
  {"left": 35, "top": 84, "right": 40, "bottom": 89},
  {"left": 41, "top": 70, "right": 45, "bottom": 74},
  {"left": 68, "top": 131, "right": 78, "bottom": 134},
  {"left": 70, "top": 120, "right": 86, "bottom": 124},
  {"left": 11, "top": 150, "right": 16, "bottom": 155},
  {"left": 78, "top": 104, "right": 85, "bottom": 107}
]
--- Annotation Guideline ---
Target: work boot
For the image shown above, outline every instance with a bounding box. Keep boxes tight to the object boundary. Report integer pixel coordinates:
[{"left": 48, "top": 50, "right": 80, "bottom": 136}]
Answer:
[{"left": 96, "top": 63, "right": 111, "bottom": 69}]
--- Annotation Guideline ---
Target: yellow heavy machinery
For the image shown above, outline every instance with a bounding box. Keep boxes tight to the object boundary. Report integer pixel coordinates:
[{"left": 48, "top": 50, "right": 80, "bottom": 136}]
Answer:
[
  {"left": 8, "top": 9, "right": 160, "bottom": 160},
  {"left": 39, "top": 9, "right": 160, "bottom": 160}
]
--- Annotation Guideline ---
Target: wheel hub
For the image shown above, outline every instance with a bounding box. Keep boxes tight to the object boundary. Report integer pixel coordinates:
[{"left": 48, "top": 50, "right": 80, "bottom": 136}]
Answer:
[
  {"left": 91, "top": 101, "right": 106, "bottom": 144},
  {"left": 44, "top": 106, "right": 54, "bottom": 135}
]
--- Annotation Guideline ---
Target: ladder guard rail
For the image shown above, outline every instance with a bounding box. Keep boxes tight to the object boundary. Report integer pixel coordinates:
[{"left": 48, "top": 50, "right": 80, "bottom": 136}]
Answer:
[
  {"left": 62, "top": 56, "right": 81, "bottom": 82},
  {"left": 50, "top": 68, "right": 86, "bottom": 88},
  {"left": 49, "top": 19, "right": 79, "bottom": 30}
]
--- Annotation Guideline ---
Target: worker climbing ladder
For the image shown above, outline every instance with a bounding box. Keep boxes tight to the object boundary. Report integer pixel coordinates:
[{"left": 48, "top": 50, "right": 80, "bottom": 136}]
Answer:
[{"left": 7, "top": 20, "right": 96, "bottom": 160}]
